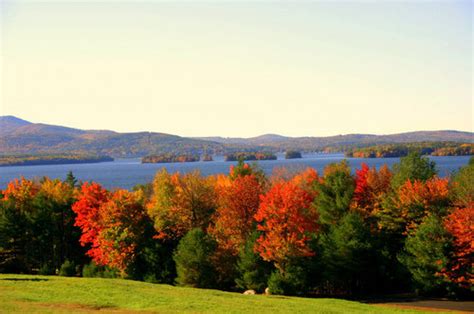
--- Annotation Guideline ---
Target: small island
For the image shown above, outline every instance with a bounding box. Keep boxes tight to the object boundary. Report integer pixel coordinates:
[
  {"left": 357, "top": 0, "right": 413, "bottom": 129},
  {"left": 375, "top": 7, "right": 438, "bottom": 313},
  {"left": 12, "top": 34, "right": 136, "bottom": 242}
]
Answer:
[
  {"left": 285, "top": 150, "right": 302, "bottom": 159},
  {"left": 142, "top": 154, "right": 200, "bottom": 164},
  {"left": 202, "top": 154, "right": 213, "bottom": 162},
  {"left": 224, "top": 152, "right": 277, "bottom": 162},
  {"left": 0, "top": 154, "right": 114, "bottom": 167}
]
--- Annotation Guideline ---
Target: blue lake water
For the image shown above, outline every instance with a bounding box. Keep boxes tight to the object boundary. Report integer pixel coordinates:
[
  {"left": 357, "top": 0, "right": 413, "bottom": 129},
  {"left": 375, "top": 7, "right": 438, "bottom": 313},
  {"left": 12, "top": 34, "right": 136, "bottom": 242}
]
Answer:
[{"left": 0, "top": 154, "right": 471, "bottom": 190}]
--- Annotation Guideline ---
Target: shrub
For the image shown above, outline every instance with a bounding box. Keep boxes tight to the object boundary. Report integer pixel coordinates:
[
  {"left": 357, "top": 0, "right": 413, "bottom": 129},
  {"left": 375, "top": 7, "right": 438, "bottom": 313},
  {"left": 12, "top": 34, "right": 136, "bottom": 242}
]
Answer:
[
  {"left": 82, "top": 262, "right": 119, "bottom": 278},
  {"left": 267, "top": 264, "right": 308, "bottom": 296},
  {"left": 38, "top": 264, "right": 55, "bottom": 275},
  {"left": 59, "top": 260, "right": 76, "bottom": 277}
]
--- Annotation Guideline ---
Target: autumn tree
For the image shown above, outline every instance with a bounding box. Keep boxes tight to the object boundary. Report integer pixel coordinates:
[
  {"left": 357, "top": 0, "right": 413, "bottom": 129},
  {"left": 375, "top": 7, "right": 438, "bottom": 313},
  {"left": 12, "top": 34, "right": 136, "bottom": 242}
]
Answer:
[
  {"left": 94, "top": 190, "right": 150, "bottom": 275},
  {"left": 378, "top": 177, "right": 450, "bottom": 233},
  {"left": 255, "top": 171, "right": 319, "bottom": 272},
  {"left": 0, "top": 177, "right": 83, "bottom": 273},
  {"left": 209, "top": 173, "right": 263, "bottom": 255},
  {"left": 0, "top": 178, "right": 40, "bottom": 272},
  {"left": 72, "top": 182, "right": 110, "bottom": 263},
  {"left": 147, "top": 169, "right": 217, "bottom": 240},
  {"left": 36, "top": 178, "right": 84, "bottom": 271},
  {"left": 441, "top": 204, "right": 474, "bottom": 290},
  {"left": 351, "top": 164, "right": 392, "bottom": 221}
]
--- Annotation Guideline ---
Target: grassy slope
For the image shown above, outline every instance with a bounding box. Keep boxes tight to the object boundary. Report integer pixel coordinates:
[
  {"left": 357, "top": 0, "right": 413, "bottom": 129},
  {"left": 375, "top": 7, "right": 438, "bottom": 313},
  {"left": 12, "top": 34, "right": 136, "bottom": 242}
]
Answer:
[{"left": 0, "top": 274, "right": 442, "bottom": 314}]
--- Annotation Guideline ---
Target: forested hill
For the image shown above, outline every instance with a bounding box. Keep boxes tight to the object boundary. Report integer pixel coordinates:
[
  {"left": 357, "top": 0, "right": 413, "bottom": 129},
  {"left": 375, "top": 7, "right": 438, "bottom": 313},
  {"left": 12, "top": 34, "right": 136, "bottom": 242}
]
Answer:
[
  {"left": 0, "top": 116, "right": 472, "bottom": 157},
  {"left": 197, "top": 131, "right": 473, "bottom": 152},
  {"left": 0, "top": 116, "right": 227, "bottom": 157}
]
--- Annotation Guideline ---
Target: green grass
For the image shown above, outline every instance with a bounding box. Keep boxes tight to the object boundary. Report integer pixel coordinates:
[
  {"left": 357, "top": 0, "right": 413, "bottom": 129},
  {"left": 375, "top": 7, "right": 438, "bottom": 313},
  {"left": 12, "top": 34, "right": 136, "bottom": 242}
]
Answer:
[{"left": 0, "top": 274, "right": 441, "bottom": 313}]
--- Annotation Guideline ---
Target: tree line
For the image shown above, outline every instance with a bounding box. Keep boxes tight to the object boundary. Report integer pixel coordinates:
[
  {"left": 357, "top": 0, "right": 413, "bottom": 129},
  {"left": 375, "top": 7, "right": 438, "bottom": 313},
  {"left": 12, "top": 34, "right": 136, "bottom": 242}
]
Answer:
[
  {"left": 0, "top": 153, "right": 472, "bottom": 298},
  {"left": 0, "top": 154, "right": 113, "bottom": 167},
  {"left": 345, "top": 142, "right": 473, "bottom": 158}
]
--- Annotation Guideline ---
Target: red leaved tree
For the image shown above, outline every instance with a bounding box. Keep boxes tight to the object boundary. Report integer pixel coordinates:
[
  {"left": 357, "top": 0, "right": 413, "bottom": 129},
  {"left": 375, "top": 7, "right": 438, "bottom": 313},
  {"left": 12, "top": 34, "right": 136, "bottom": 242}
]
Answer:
[
  {"left": 442, "top": 203, "right": 474, "bottom": 288},
  {"left": 94, "top": 189, "right": 148, "bottom": 274},
  {"left": 351, "top": 164, "right": 392, "bottom": 229},
  {"left": 255, "top": 170, "right": 319, "bottom": 271},
  {"left": 72, "top": 182, "right": 110, "bottom": 265},
  {"left": 209, "top": 173, "right": 263, "bottom": 255}
]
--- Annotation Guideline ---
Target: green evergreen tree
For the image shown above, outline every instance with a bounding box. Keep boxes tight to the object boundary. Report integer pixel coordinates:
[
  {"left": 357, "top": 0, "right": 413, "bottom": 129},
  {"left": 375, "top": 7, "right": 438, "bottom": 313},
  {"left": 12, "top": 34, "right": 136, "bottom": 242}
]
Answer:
[
  {"left": 65, "top": 171, "right": 78, "bottom": 188},
  {"left": 450, "top": 158, "right": 474, "bottom": 206},
  {"left": 314, "top": 161, "right": 355, "bottom": 227},
  {"left": 173, "top": 228, "right": 217, "bottom": 288},
  {"left": 391, "top": 151, "right": 437, "bottom": 188},
  {"left": 235, "top": 232, "right": 272, "bottom": 292},
  {"left": 319, "top": 212, "right": 375, "bottom": 294},
  {"left": 398, "top": 215, "right": 451, "bottom": 295}
]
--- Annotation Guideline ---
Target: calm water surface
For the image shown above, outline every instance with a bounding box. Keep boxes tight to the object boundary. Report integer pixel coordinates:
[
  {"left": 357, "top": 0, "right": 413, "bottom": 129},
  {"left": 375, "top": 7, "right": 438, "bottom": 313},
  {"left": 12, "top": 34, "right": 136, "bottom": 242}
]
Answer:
[{"left": 0, "top": 154, "right": 470, "bottom": 190}]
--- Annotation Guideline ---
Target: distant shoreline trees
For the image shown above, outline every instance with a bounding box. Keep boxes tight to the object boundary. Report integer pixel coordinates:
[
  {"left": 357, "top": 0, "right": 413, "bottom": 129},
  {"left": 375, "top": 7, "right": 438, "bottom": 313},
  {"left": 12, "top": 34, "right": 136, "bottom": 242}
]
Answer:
[
  {"left": 0, "top": 154, "right": 113, "bottom": 167},
  {"left": 345, "top": 142, "right": 473, "bottom": 158}
]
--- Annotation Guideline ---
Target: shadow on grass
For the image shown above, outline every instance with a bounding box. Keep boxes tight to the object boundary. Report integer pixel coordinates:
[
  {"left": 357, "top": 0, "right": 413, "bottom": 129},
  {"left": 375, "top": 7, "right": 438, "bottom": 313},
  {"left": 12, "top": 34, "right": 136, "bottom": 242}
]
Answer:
[{"left": 1, "top": 278, "right": 49, "bottom": 282}]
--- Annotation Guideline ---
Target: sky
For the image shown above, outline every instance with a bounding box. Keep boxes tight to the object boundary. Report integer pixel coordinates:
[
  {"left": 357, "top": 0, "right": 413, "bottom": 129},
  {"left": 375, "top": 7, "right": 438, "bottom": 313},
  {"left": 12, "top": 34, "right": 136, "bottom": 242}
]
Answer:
[{"left": 0, "top": 0, "right": 472, "bottom": 137}]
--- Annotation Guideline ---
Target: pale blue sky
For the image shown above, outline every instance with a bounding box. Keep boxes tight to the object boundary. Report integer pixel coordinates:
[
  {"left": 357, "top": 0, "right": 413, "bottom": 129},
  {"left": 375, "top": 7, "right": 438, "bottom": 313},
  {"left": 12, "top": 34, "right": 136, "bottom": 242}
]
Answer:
[{"left": 1, "top": 0, "right": 472, "bottom": 137}]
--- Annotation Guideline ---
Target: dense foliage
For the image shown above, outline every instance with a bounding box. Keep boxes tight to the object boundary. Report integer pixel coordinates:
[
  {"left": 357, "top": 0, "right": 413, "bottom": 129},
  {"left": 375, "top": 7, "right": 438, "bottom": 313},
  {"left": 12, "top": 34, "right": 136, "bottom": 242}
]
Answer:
[{"left": 1, "top": 155, "right": 473, "bottom": 298}]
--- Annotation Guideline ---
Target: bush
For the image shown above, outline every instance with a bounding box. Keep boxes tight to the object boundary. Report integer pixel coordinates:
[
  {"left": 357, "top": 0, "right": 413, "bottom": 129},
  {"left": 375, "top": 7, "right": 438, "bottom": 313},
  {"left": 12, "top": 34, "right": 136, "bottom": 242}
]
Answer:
[
  {"left": 82, "top": 262, "right": 119, "bottom": 278},
  {"left": 59, "top": 260, "right": 76, "bottom": 277},
  {"left": 38, "top": 264, "right": 55, "bottom": 275},
  {"left": 173, "top": 228, "right": 217, "bottom": 288},
  {"left": 267, "top": 265, "right": 308, "bottom": 296}
]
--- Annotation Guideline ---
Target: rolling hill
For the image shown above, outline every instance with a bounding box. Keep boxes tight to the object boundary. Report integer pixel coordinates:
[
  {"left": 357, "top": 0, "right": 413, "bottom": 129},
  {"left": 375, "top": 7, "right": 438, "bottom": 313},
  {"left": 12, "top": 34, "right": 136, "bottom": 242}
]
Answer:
[{"left": 0, "top": 116, "right": 472, "bottom": 157}]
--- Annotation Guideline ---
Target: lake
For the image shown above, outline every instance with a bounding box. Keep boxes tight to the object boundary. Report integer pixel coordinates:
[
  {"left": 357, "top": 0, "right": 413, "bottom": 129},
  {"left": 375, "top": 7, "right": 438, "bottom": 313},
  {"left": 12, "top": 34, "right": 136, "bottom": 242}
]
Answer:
[{"left": 0, "top": 154, "right": 471, "bottom": 190}]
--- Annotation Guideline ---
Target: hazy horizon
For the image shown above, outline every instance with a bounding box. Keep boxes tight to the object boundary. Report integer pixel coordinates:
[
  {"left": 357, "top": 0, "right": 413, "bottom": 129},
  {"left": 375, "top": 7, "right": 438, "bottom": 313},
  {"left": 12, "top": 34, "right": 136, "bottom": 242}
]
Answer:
[{"left": 1, "top": 0, "right": 472, "bottom": 137}]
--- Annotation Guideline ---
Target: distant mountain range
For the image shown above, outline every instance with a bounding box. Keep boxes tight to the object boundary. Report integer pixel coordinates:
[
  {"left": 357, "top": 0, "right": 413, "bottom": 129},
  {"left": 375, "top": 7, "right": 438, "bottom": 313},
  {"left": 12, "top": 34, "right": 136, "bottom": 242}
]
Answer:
[{"left": 0, "top": 116, "right": 472, "bottom": 158}]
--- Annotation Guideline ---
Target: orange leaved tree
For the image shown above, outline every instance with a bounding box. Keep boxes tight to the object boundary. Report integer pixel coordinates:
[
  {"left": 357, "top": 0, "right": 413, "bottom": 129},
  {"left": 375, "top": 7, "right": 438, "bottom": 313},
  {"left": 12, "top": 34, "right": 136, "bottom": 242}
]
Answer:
[
  {"left": 442, "top": 203, "right": 474, "bottom": 289},
  {"left": 147, "top": 169, "right": 216, "bottom": 240},
  {"left": 255, "top": 171, "right": 319, "bottom": 271}
]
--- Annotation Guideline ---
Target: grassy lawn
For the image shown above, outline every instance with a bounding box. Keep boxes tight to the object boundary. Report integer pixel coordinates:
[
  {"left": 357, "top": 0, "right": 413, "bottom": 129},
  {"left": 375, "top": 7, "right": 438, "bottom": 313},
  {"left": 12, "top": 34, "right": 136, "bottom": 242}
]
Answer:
[{"left": 0, "top": 274, "right": 448, "bottom": 313}]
